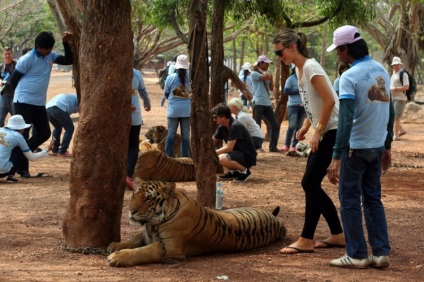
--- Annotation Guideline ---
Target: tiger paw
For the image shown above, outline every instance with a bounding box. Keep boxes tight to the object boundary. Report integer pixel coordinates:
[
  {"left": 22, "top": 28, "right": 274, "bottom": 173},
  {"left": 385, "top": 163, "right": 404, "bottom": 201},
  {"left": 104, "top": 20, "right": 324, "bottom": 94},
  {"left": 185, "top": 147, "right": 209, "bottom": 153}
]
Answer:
[{"left": 108, "top": 249, "right": 137, "bottom": 267}]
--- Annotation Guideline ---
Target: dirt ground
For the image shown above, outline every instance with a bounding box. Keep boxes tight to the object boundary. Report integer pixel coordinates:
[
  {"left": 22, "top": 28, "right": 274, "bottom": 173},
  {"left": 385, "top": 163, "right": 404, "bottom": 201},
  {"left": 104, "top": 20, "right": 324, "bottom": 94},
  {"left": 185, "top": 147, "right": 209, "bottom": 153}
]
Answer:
[{"left": 0, "top": 71, "right": 423, "bottom": 282}]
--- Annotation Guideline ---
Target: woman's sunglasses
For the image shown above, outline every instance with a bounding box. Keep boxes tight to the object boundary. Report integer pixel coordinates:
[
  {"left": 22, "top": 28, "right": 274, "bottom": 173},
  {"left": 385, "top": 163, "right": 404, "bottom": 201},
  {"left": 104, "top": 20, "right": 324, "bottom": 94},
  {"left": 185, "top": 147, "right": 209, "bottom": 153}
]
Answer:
[{"left": 274, "top": 46, "right": 288, "bottom": 57}]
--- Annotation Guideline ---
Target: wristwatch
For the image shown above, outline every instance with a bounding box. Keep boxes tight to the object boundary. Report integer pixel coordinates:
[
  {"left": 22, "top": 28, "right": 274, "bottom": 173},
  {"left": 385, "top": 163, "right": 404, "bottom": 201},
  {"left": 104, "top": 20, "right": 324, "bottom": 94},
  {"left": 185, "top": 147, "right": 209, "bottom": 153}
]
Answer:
[{"left": 316, "top": 122, "right": 326, "bottom": 132}]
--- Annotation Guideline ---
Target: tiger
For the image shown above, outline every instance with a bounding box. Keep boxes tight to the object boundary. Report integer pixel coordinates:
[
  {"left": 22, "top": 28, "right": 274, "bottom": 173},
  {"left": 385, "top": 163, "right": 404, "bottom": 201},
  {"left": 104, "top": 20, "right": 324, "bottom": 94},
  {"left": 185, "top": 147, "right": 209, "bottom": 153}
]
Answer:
[
  {"left": 144, "top": 125, "right": 181, "bottom": 158},
  {"left": 107, "top": 181, "right": 287, "bottom": 267},
  {"left": 134, "top": 149, "right": 195, "bottom": 182}
]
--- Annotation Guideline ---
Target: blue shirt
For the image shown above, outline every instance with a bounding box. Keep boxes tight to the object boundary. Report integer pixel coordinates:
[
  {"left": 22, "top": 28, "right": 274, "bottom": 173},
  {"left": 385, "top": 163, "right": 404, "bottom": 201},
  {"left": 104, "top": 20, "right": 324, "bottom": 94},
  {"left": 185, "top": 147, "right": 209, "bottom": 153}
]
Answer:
[
  {"left": 238, "top": 73, "right": 253, "bottom": 96},
  {"left": 164, "top": 71, "right": 191, "bottom": 118},
  {"left": 339, "top": 55, "right": 390, "bottom": 149},
  {"left": 132, "top": 69, "right": 151, "bottom": 126},
  {"left": 333, "top": 77, "right": 340, "bottom": 95},
  {"left": 14, "top": 48, "right": 60, "bottom": 106},
  {"left": 284, "top": 73, "right": 303, "bottom": 106},
  {"left": 250, "top": 71, "right": 271, "bottom": 106},
  {"left": 0, "top": 127, "right": 31, "bottom": 173},
  {"left": 46, "top": 93, "right": 78, "bottom": 114}
]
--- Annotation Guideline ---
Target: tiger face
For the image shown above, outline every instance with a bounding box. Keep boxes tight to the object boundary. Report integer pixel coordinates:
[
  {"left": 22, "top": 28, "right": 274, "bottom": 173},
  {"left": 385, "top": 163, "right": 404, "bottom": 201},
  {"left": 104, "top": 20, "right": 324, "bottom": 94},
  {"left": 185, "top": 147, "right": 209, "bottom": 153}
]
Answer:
[
  {"left": 145, "top": 126, "right": 167, "bottom": 144},
  {"left": 129, "top": 181, "right": 175, "bottom": 226}
]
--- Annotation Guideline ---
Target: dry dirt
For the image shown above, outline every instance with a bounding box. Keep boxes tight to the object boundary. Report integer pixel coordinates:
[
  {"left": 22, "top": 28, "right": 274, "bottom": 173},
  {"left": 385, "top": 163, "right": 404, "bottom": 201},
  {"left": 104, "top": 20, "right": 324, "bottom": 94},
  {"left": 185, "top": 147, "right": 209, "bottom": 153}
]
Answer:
[{"left": 0, "top": 71, "right": 423, "bottom": 282}]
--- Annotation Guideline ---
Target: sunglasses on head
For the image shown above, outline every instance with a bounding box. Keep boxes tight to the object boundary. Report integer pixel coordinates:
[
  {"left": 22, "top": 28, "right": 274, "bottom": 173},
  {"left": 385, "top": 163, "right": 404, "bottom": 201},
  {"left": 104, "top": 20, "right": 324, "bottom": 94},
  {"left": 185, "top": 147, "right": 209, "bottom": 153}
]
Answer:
[{"left": 274, "top": 46, "right": 288, "bottom": 57}]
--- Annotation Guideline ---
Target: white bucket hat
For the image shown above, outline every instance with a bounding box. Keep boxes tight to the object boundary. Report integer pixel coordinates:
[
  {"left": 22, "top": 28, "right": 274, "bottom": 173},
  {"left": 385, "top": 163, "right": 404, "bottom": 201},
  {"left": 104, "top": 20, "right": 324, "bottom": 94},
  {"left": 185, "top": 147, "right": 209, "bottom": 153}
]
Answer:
[
  {"left": 241, "top": 62, "right": 252, "bottom": 71},
  {"left": 391, "top": 56, "right": 402, "bottom": 66},
  {"left": 6, "top": 115, "right": 31, "bottom": 130},
  {"left": 174, "top": 55, "right": 189, "bottom": 70}
]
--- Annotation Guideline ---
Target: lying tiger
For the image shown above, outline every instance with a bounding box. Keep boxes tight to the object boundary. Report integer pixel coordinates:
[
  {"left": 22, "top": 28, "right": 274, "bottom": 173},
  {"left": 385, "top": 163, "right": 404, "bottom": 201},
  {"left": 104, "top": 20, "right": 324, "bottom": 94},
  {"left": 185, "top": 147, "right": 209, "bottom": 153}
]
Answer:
[
  {"left": 107, "top": 181, "right": 287, "bottom": 267},
  {"left": 145, "top": 125, "right": 181, "bottom": 158},
  {"left": 134, "top": 149, "right": 195, "bottom": 182}
]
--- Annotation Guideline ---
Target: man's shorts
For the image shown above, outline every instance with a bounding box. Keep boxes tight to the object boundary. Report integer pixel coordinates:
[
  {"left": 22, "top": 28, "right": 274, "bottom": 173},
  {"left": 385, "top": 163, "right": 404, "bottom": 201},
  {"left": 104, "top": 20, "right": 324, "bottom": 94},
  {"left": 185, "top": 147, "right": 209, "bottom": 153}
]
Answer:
[
  {"left": 226, "top": 151, "right": 249, "bottom": 168},
  {"left": 393, "top": 99, "right": 407, "bottom": 118}
]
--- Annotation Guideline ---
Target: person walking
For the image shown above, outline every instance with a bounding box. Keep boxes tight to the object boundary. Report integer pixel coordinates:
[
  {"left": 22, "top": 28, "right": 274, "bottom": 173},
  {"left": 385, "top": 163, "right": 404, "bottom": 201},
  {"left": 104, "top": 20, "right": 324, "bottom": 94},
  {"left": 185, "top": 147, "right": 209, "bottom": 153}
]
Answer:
[
  {"left": 238, "top": 62, "right": 253, "bottom": 109},
  {"left": 9, "top": 31, "right": 73, "bottom": 177},
  {"left": 46, "top": 93, "right": 78, "bottom": 157},
  {"left": 282, "top": 65, "right": 306, "bottom": 153},
  {"left": 326, "top": 25, "right": 392, "bottom": 269},
  {"left": 273, "top": 29, "right": 344, "bottom": 254},
  {"left": 250, "top": 55, "right": 282, "bottom": 153},
  {"left": 228, "top": 97, "right": 264, "bottom": 152},
  {"left": 390, "top": 56, "right": 409, "bottom": 140},
  {"left": 163, "top": 54, "right": 191, "bottom": 157}
]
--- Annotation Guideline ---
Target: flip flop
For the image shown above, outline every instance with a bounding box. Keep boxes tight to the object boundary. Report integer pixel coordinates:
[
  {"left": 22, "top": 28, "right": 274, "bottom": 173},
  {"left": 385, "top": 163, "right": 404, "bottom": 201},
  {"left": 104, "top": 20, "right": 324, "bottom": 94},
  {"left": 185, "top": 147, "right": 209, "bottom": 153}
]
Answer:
[
  {"left": 315, "top": 241, "right": 345, "bottom": 249},
  {"left": 279, "top": 246, "right": 314, "bottom": 254}
]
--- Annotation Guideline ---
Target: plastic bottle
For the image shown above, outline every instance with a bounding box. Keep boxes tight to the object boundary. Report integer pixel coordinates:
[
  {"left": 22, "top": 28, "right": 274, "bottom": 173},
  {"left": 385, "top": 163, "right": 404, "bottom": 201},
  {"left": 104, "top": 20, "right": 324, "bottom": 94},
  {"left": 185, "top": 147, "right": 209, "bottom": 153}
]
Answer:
[{"left": 215, "top": 182, "right": 223, "bottom": 210}]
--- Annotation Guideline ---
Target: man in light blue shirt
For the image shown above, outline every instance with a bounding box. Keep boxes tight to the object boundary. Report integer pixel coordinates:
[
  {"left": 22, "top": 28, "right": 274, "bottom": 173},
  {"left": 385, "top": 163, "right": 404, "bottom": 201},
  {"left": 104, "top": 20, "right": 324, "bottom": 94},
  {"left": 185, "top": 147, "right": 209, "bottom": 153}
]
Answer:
[{"left": 9, "top": 31, "right": 73, "bottom": 177}]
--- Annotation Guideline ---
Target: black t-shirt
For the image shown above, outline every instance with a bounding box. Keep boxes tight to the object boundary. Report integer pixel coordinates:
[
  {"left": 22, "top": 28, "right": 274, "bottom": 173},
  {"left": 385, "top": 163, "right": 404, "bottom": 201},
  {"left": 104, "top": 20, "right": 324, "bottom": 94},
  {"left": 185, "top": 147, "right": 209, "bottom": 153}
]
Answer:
[
  {"left": 0, "top": 60, "right": 16, "bottom": 97},
  {"left": 213, "top": 117, "right": 257, "bottom": 166}
]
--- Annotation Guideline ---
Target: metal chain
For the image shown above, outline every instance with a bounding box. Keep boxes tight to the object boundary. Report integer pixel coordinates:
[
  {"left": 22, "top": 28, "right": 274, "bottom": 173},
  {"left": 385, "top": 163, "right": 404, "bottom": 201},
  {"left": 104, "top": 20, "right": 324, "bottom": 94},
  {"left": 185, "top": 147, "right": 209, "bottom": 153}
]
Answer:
[{"left": 61, "top": 244, "right": 110, "bottom": 256}]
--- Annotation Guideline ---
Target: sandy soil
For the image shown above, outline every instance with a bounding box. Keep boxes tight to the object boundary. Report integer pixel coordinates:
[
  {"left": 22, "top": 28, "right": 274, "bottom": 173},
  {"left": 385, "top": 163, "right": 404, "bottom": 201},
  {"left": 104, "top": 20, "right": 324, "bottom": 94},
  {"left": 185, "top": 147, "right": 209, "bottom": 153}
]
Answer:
[{"left": 0, "top": 71, "right": 423, "bottom": 282}]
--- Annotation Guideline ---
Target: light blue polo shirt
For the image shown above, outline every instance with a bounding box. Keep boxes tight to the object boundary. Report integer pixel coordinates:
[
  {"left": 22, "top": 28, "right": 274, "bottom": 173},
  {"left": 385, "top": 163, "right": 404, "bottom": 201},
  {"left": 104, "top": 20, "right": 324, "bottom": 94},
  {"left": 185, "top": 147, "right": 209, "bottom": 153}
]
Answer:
[
  {"left": 131, "top": 69, "right": 145, "bottom": 126},
  {"left": 46, "top": 93, "right": 78, "bottom": 114},
  {"left": 14, "top": 48, "right": 60, "bottom": 106},
  {"left": 0, "top": 127, "right": 31, "bottom": 173},
  {"left": 238, "top": 73, "right": 253, "bottom": 94},
  {"left": 284, "top": 73, "right": 303, "bottom": 106},
  {"left": 250, "top": 71, "right": 271, "bottom": 106},
  {"left": 339, "top": 55, "right": 390, "bottom": 149},
  {"left": 164, "top": 71, "right": 191, "bottom": 118}
]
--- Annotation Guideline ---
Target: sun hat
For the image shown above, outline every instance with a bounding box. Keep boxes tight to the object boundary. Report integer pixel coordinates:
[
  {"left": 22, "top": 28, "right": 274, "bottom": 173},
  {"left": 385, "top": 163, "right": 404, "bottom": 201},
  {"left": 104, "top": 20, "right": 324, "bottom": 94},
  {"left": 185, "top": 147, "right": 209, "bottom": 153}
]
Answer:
[
  {"left": 6, "top": 115, "right": 31, "bottom": 130},
  {"left": 174, "top": 55, "right": 189, "bottom": 70},
  {"left": 326, "top": 25, "right": 363, "bottom": 52},
  {"left": 257, "top": 55, "right": 272, "bottom": 64},
  {"left": 241, "top": 62, "right": 252, "bottom": 71},
  {"left": 391, "top": 56, "right": 403, "bottom": 66}
]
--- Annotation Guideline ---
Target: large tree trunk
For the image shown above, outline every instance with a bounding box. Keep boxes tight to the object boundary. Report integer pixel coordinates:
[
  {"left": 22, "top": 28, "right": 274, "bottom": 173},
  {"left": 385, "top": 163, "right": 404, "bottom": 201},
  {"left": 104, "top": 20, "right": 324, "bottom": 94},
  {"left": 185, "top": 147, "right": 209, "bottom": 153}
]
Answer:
[
  {"left": 189, "top": 0, "right": 216, "bottom": 207},
  {"left": 62, "top": 0, "right": 133, "bottom": 248}
]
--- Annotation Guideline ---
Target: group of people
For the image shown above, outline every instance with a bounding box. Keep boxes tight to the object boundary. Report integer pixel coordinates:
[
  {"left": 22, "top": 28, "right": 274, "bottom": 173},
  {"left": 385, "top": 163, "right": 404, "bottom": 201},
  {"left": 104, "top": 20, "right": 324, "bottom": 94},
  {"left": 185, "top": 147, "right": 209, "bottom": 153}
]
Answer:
[{"left": 214, "top": 25, "right": 393, "bottom": 270}]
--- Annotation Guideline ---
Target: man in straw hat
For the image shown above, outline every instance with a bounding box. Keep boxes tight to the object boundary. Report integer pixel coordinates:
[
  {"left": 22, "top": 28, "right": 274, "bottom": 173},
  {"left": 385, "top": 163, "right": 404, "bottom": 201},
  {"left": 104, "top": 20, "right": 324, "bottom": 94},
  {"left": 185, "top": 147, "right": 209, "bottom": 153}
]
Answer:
[
  {"left": 0, "top": 115, "right": 49, "bottom": 182},
  {"left": 390, "top": 56, "right": 409, "bottom": 140}
]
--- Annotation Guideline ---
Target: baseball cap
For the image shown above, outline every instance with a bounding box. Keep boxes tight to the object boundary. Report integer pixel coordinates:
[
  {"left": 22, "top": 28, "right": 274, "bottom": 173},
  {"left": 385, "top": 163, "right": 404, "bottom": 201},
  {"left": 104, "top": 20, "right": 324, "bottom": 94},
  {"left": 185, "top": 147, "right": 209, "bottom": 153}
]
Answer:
[
  {"left": 326, "top": 25, "right": 363, "bottom": 52},
  {"left": 391, "top": 56, "right": 402, "bottom": 65},
  {"left": 257, "top": 55, "right": 272, "bottom": 64}
]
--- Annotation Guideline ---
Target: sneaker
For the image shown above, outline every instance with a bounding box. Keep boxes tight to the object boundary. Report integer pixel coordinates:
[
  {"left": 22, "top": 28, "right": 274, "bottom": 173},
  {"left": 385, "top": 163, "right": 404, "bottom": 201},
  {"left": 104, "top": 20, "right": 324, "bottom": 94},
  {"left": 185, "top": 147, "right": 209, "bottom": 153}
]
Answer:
[
  {"left": 289, "top": 146, "right": 297, "bottom": 151},
  {"left": 368, "top": 255, "right": 390, "bottom": 268},
  {"left": 59, "top": 151, "right": 72, "bottom": 157},
  {"left": 330, "top": 255, "right": 370, "bottom": 269},
  {"left": 234, "top": 169, "right": 251, "bottom": 182},
  {"left": 218, "top": 171, "right": 240, "bottom": 180},
  {"left": 6, "top": 175, "right": 18, "bottom": 183}
]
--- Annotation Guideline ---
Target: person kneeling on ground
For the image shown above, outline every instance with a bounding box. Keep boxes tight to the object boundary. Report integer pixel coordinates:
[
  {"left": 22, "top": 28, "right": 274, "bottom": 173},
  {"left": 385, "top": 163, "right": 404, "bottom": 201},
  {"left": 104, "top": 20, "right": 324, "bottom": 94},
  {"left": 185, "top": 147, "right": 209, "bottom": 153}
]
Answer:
[
  {"left": 0, "top": 115, "right": 49, "bottom": 182},
  {"left": 212, "top": 103, "right": 257, "bottom": 182}
]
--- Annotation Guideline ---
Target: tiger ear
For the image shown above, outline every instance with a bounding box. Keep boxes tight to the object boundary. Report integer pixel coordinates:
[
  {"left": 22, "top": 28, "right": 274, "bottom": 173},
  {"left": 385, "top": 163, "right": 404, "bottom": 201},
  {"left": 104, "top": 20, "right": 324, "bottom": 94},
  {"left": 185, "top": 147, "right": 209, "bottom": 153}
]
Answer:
[{"left": 161, "top": 182, "right": 176, "bottom": 198}]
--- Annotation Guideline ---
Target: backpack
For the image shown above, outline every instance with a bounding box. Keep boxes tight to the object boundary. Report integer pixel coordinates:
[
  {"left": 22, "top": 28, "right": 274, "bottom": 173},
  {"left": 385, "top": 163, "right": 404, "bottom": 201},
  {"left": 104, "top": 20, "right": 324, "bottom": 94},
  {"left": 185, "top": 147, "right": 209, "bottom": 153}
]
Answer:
[
  {"left": 158, "top": 65, "right": 169, "bottom": 89},
  {"left": 399, "top": 69, "right": 416, "bottom": 101}
]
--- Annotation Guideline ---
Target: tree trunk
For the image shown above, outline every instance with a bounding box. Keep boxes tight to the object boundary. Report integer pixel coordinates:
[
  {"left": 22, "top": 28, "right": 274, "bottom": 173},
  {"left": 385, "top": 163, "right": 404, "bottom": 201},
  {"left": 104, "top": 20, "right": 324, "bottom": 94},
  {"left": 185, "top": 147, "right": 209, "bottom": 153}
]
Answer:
[
  {"left": 189, "top": 0, "right": 216, "bottom": 207},
  {"left": 62, "top": 0, "right": 133, "bottom": 248}
]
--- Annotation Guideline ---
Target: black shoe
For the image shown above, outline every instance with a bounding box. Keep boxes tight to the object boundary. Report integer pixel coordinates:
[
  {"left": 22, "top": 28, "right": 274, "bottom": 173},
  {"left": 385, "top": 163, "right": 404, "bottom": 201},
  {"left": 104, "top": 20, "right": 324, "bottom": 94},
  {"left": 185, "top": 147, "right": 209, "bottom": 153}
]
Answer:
[
  {"left": 234, "top": 169, "right": 251, "bottom": 182},
  {"left": 6, "top": 175, "right": 18, "bottom": 183},
  {"left": 269, "top": 147, "right": 283, "bottom": 153},
  {"left": 19, "top": 171, "right": 31, "bottom": 178},
  {"left": 218, "top": 171, "right": 240, "bottom": 180}
]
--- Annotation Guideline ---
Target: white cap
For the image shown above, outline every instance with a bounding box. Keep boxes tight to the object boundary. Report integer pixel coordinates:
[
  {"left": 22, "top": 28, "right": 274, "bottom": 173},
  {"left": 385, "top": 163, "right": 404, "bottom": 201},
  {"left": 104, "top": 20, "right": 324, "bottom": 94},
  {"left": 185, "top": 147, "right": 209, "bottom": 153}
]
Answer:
[
  {"left": 391, "top": 56, "right": 402, "bottom": 65},
  {"left": 174, "top": 55, "right": 189, "bottom": 70},
  {"left": 241, "top": 62, "right": 252, "bottom": 71},
  {"left": 326, "top": 25, "right": 363, "bottom": 52},
  {"left": 257, "top": 55, "right": 272, "bottom": 64},
  {"left": 6, "top": 115, "right": 31, "bottom": 130}
]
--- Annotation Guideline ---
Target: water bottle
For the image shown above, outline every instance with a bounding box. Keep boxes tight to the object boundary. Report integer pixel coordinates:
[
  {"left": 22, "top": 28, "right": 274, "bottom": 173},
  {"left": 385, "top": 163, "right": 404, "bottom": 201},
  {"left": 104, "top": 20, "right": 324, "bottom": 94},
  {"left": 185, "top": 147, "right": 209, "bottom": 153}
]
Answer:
[{"left": 215, "top": 182, "right": 223, "bottom": 210}]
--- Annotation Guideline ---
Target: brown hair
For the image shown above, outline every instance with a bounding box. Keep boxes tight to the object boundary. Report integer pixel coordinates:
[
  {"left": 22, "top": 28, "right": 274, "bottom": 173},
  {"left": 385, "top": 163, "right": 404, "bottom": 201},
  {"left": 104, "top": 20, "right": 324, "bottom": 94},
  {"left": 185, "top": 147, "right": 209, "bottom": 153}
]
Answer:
[
  {"left": 3, "top": 47, "right": 13, "bottom": 53},
  {"left": 272, "top": 29, "right": 309, "bottom": 58}
]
